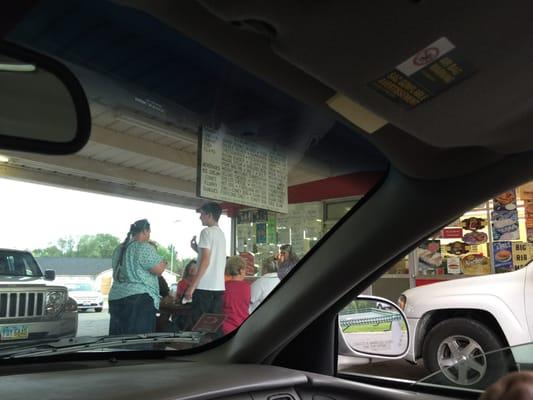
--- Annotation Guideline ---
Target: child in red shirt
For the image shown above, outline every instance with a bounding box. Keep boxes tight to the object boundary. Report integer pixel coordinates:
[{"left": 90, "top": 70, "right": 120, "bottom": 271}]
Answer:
[{"left": 222, "top": 256, "right": 250, "bottom": 334}]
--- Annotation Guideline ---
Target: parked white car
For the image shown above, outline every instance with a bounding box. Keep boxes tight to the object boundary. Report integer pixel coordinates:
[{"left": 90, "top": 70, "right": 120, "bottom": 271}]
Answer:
[
  {"left": 63, "top": 282, "right": 104, "bottom": 312},
  {"left": 400, "top": 261, "right": 533, "bottom": 387}
]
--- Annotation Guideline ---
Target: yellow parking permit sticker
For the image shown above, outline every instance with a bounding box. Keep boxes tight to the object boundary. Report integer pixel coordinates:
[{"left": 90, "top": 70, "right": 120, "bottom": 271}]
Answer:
[{"left": 370, "top": 37, "right": 475, "bottom": 108}]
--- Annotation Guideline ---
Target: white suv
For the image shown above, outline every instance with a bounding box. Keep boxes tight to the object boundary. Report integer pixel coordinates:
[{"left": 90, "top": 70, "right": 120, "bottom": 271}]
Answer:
[
  {"left": 0, "top": 249, "right": 78, "bottom": 343},
  {"left": 400, "top": 260, "right": 533, "bottom": 387}
]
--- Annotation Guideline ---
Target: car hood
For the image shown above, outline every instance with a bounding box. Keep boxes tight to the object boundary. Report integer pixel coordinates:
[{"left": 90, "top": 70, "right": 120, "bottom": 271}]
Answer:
[
  {"left": 0, "top": 275, "right": 53, "bottom": 286},
  {"left": 403, "top": 266, "right": 528, "bottom": 302}
]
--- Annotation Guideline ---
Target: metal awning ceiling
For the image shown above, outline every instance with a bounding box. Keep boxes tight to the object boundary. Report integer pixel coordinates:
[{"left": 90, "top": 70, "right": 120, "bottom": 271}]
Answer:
[{"left": 1, "top": 100, "right": 333, "bottom": 209}]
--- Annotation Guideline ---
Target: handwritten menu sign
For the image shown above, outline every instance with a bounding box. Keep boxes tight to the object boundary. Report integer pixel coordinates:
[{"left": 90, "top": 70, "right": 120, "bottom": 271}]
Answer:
[{"left": 198, "top": 126, "right": 288, "bottom": 213}]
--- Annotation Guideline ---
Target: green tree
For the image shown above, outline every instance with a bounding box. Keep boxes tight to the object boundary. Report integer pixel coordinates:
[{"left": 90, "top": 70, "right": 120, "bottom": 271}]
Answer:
[
  {"left": 33, "top": 245, "right": 63, "bottom": 257},
  {"left": 57, "top": 236, "right": 76, "bottom": 257},
  {"left": 76, "top": 234, "right": 120, "bottom": 258}
]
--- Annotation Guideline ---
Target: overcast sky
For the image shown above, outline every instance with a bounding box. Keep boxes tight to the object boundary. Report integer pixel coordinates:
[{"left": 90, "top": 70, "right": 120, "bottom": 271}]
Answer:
[{"left": 0, "top": 178, "right": 231, "bottom": 259}]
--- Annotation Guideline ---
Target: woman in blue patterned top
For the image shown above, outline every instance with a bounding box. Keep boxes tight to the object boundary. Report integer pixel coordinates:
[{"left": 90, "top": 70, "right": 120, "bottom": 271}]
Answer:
[{"left": 108, "top": 219, "right": 168, "bottom": 335}]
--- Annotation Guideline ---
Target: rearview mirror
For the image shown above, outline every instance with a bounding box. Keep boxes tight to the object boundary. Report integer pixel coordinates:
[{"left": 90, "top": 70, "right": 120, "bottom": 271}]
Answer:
[
  {"left": 0, "top": 40, "right": 90, "bottom": 154},
  {"left": 338, "top": 296, "right": 409, "bottom": 359}
]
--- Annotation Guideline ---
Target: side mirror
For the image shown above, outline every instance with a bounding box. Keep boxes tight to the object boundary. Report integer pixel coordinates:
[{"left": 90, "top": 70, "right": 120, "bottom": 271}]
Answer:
[
  {"left": 44, "top": 269, "right": 56, "bottom": 281},
  {"left": 0, "top": 40, "right": 90, "bottom": 154},
  {"left": 338, "top": 295, "right": 410, "bottom": 359}
]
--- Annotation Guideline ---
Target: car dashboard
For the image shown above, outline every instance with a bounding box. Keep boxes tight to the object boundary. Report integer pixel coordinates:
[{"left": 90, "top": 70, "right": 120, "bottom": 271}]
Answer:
[{"left": 0, "top": 358, "right": 464, "bottom": 400}]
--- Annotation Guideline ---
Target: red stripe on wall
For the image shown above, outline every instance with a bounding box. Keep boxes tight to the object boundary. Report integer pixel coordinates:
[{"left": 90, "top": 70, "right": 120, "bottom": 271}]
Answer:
[
  {"left": 288, "top": 171, "right": 384, "bottom": 203},
  {"left": 221, "top": 170, "right": 384, "bottom": 216}
]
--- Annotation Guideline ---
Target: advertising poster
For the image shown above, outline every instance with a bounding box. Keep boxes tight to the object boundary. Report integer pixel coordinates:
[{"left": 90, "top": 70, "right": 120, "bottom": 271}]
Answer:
[
  {"left": 513, "top": 242, "right": 532, "bottom": 270},
  {"left": 442, "top": 228, "right": 463, "bottom": 239},
  {"left": 444, "top": 241, "right": 471, "bottom": 255},
  {"left": 417, "top": 240, "right": 443, "bottom": 275},
  {"left": 266, "top": 214, "right": 277, "bottom": 245},
  {"left": 526, "top": 200, "right": 533, "bottom": 243},
  {"left": 256, "top": 223, "right": 266, "bottom": 244},
  {"left": 461, "top": 254, "right": 490, "bottom": 275},
  {"left": 493, "top": 190, "right": 517, "bottom": 211},
  {"left": 492, "top": 241, "right": 513, "bottom": 273},
  {"left": 462, "top": 217, "right": 486, "bottom": 231},
  {"left": 491, "top": 210, "right": 520, "bottom": 240},
  {"left": 446, "top": 257, "right": 461, "bottom": 274}
]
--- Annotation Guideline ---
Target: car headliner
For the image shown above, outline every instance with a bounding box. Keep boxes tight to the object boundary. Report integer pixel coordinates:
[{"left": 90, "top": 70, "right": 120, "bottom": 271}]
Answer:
[{"left": 116, "top": 0, "right": 533, "bottom": 180}]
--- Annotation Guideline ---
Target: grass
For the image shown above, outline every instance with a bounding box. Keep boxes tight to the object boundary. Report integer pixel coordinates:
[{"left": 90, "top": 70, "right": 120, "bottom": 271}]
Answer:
[{"left": 343, "top": 320, "right": 407, "bottom": 333}]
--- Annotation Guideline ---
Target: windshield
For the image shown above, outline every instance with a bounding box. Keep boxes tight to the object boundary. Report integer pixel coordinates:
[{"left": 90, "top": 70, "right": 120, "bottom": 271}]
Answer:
[
  {"left": 0, "top": 0, "right": 386, "bottom": 355},
  {"left": 64, "top": 283, "right": 95, "bottom": 292},
  {"left": 0, "top": 251, "right": 42, "bottom": 277}
]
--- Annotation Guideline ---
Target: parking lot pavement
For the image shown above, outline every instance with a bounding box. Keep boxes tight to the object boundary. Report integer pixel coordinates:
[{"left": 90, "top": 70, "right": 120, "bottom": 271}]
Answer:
[
  {"left": 77, "top": 310, "right": 110, "bottom": 337},
  {"left": 338, "top": 357, "right": 429, "bottom": 381}
]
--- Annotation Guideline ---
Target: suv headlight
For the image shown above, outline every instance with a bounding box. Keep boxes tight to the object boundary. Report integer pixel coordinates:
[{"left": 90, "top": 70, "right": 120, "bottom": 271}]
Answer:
[
  {"left": 398, "top": 294, "right": 407, "bottom": 311},
  {"left": 46, "top": 290, "right": 67, "bottom": 315},
  {"left": 65, "top": 297, "right": 78, "bottom": 312}
]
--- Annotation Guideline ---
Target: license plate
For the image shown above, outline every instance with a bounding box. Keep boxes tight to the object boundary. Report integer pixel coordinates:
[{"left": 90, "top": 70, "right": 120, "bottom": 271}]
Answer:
[{"left": 0, "top": 325, "right": 29, "bottom": 341}]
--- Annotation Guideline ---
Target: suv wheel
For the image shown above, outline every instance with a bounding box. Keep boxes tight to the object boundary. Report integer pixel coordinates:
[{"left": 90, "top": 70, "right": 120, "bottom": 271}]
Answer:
[{"left": 422, "top": 317, "right": 511, "bottom": 388}]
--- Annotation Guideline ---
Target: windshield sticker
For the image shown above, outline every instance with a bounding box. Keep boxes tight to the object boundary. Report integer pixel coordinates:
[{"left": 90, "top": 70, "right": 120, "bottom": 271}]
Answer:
[{"left": 369, "top": 37, "right": 475, "bottom": 108}]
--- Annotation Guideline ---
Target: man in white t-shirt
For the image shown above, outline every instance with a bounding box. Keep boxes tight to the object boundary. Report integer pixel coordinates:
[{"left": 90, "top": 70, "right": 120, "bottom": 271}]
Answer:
[{"left": 184, "top": 202, "right": 227, "bottom": 330}]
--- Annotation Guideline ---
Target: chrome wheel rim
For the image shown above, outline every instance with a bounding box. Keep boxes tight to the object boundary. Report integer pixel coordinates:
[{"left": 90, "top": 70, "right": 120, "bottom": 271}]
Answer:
[{"left": 436, "top": 335, "right": 486, "bottom": 386}]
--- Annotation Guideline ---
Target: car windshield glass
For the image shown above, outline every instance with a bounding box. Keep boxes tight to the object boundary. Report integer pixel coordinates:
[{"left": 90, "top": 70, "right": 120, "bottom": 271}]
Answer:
[
  {"left": 65, "top": 283, "right": 94, "bottom": 292},
  {"left": 0, "top": 251, "right": 42, "bottom": 277},
  {"left": 0, "top": 0, "right": 387, "bottom": 355},
  {"left": 338, "top": 184, "right": 533, "bottom": 391}
]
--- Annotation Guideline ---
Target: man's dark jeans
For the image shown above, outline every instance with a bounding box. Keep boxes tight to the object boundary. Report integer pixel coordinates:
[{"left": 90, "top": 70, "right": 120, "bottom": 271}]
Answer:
[
  {"left": 109, "top": 293, "right": 157, "bottom": 335},
  {"left": 191, "top": 289, "right": 224, "bottom": 337}
]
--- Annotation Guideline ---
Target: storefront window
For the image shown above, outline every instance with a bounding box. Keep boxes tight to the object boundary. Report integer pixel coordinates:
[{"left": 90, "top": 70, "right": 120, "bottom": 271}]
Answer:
[
  {"left": 235, "top": 199, "right": 359, "bottom": 276},
  {"left": 413, "top": 182, "right": 533, "bottom": 287}
]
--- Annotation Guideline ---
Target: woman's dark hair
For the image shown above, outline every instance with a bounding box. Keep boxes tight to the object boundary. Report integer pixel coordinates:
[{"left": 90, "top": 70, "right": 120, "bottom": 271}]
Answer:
[
  {"left": 114, "top": 219, "right": 151, "bottom": 282},
  {"left": 183, "top": 260, "right": 196, "bottom": 279},
  {"left": 280, "top": 244, "right": 299, "bottom": 263}
]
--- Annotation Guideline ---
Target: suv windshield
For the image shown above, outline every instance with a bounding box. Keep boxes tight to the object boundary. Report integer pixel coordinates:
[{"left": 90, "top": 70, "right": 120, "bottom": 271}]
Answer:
[
  {"left": 0, "top": 251, "right": 42, "bottom": 277},
  {"left": 64, "top": 283, "right": 95, "bottom": 292}
]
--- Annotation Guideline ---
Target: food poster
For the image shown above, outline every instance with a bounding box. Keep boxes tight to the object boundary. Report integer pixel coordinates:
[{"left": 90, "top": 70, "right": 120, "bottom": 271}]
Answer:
[
  {"left": 417, "top": 240, "right": 444, "bottom": 275},
  {"left": 492, "top": 241, "right": 514, "bottom": 273},
  {"left": 460, "top": 254, "right": 490, "bottom": 275},
  {"left": 256, "top": 223, "right": 267, "bottom": 244},
  {"left": 493, "top": 190, "right": 517, "bottom": 211},
  {"left": 491, "top": 210, "right": 520, "bottom": 240},
  {"left": 446, "top": 256, "right": 461, "bottom": 274},
  {"left": 461, "top": 217, "right": 487, "bottom": 231}
]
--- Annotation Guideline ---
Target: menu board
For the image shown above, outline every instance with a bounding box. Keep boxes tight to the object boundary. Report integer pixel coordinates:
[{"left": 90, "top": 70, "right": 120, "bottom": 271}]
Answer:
[{"left": 198, "top": 126, "right": 288, "bottom": 213}]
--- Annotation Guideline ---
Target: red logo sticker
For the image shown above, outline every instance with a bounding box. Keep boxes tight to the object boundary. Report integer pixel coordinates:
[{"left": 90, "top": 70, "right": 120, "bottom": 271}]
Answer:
[{"left": 413, "top": 47, "right": 440, "bottom": 66}]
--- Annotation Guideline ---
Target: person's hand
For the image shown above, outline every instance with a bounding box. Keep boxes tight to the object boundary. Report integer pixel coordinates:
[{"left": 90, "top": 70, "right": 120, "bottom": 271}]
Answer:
[
  {"left": 184, "top": 285, "right": 195, "bottom": 302},
  {"left": 480, "top": 371, "right": 533, "bottom": 400},
  {"left": 190, "top": 236, "right": 198, "bottom": 253}
]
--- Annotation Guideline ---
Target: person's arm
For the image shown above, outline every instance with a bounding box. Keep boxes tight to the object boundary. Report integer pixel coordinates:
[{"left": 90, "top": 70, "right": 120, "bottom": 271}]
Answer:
[
  {"left": 138, "top": 243, "right": 167, "bottom": 276},
  {"left": 190, "top": 236, "right": 198, "bottom": 253},
  {"left": 149, "top": 260, "right": 167, "bottom": 276},
  {"left": 184, "top": 247, "right": 210, "bottom": 300}
]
